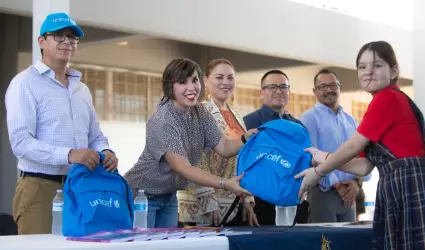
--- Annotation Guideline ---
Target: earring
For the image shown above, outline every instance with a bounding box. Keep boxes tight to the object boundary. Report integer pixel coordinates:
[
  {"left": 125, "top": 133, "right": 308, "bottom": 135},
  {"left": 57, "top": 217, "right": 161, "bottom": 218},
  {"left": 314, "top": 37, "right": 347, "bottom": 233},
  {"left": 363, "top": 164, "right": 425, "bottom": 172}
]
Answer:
[{"left": 205, "top": 88, "right": 211, "bottom": 100}]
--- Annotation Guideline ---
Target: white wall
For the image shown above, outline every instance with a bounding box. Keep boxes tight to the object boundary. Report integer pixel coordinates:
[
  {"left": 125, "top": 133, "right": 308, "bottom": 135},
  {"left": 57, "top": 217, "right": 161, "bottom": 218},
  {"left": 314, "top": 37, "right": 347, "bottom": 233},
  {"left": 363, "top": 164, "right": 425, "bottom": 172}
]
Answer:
[
  {"left": 72, "top": 0, "right": 413, "bottom": 78},
  {"left": 1, "top": 0, "right": 413, "bottom": 79},
  {"left": 99, "top": 122, "right": 146, "bottom": 174}
]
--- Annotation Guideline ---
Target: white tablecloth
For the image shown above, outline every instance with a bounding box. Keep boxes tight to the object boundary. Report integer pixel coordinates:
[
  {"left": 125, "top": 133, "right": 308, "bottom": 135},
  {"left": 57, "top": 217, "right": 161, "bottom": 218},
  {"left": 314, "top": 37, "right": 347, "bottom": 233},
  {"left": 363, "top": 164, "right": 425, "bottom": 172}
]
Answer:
[{"left": 0, "top": 234, "right": 229, "bottom": 250}]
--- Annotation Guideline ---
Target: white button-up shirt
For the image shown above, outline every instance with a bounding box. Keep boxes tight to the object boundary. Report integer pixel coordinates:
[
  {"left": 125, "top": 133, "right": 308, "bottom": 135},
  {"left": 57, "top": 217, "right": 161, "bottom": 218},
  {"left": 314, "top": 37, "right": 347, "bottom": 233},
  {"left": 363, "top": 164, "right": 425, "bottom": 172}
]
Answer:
[{"left": 5, "top": 60, "right": 110, "bottom": 175}]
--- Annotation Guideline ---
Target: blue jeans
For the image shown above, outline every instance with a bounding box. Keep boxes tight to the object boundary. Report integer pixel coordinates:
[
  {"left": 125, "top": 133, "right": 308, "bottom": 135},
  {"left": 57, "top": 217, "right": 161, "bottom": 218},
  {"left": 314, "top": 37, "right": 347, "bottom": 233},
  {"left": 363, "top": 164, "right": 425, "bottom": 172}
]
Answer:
[{"left": 147, "top": 192, "right": 178, "bottom": 228}]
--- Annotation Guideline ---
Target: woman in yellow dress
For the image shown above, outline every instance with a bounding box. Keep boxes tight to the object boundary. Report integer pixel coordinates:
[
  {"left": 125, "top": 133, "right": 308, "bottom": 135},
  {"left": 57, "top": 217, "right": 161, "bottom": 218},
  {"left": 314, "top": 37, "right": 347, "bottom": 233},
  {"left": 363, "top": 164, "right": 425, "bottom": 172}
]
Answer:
[{"left": 178, "top": 59, "right": 259, "bottom": 227}]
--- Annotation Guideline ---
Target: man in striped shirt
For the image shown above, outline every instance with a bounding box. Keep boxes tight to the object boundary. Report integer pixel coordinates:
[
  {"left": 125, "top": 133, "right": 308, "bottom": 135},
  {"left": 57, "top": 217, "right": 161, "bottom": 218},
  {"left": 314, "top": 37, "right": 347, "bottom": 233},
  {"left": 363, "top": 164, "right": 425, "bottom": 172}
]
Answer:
[
  {"left": 300, "top": 69, "right": 371, "bottom": 223},
  {"left": 5, "top": 13, "right": 118, "bottom": 234}
]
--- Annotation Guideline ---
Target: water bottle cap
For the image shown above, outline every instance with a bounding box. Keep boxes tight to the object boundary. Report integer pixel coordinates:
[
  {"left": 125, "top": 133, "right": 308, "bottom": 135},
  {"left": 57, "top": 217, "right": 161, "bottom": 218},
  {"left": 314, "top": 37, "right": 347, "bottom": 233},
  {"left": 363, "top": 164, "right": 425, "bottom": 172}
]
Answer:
[
  {"left": 57, "top": 190, "right": 63, "bottom": 193},
  {"left": 138, "top": 189, "right": 145, "bottom": 193}
]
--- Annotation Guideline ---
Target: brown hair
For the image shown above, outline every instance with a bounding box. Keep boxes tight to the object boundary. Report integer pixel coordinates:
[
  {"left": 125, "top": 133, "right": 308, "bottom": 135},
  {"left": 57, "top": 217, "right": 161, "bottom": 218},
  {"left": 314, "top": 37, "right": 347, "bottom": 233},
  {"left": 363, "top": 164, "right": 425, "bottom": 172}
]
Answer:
[
  {"left": 205, "top": 58, "right": 234, "bottom": 77},
  {"left": 356, "top": 41, "right": 399, "bottom": 84},
  {"left": 160, "top": 58, "right": 202, "bottom": 104}
]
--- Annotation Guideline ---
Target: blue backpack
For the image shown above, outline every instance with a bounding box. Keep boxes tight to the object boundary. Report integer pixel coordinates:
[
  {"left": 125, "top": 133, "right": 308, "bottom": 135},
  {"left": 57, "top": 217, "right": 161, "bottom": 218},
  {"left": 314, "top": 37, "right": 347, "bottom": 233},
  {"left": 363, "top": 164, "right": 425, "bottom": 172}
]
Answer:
[
  {"left": 63, "top": 153, "right": 134, "bottom": 237},
  {"left": 236, "top": 119, "right": 312, "bottom": 207}
]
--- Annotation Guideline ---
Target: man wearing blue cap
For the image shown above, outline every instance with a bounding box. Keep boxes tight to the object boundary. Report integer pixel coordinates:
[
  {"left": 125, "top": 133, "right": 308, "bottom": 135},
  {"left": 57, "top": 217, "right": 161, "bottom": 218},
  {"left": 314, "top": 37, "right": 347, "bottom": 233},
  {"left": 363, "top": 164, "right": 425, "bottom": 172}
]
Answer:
[{"left": 5, "top": 13, "right": 118, "bottom": 234}]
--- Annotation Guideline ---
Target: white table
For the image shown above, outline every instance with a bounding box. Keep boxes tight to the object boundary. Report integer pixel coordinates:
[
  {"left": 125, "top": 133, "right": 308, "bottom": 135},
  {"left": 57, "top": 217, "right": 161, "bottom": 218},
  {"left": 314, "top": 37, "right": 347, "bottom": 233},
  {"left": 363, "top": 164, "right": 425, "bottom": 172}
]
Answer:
[{"left": 0, "top": 234, "right": 229, "bottom": 250}]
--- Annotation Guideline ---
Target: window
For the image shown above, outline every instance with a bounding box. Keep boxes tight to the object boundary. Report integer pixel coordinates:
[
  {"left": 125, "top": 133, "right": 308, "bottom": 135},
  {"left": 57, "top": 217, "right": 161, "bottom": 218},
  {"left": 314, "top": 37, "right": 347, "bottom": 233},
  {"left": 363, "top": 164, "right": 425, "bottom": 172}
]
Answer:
[
  {"left": 70, "top": 64, "right": 316, "bottom": 123},
  {"left": 113, "top": 72, "right": 148, "bottom": 122},
  {"left": 290, "top": 93, "right": 316, "bottom": 118},
  {"left": 352, "top": 100, "right": 369, "bottom": 123},
  {"left": 72, "top": 66, "right": 107, "bottom": 120},
  {"left": 149, "top": 76, "right": 163, "bottom": 116},
  {"left": 233, "top": 87, "right": 262, "bottom": 116}
]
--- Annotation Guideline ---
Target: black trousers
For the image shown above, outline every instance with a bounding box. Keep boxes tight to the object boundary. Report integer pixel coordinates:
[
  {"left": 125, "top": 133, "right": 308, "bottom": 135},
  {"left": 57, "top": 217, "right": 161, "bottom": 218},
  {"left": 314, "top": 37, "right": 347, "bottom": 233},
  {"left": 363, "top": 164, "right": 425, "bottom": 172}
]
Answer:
[
  {"left": 254, "top": 197, "right": 310, "bottom": 225},
  {"left": 0, "top": 213, "right": 18, "bottom": 235}
]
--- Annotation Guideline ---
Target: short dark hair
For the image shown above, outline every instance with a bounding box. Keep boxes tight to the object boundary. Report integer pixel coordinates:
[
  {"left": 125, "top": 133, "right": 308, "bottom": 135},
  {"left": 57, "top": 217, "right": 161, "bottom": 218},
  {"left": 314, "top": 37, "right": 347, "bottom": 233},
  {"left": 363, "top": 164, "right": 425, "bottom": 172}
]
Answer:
[
  {"left": 313, "top": 68, "right": 340, "bottom": 87},
  {"left": 356, "top": 41, "right": 399, "bottom": 84},
  {"left": 261, "top": 69, "right": 289, "bottom": 86},
  {"left": 161, "top": 58, "right": 202, "bottom": 101}
]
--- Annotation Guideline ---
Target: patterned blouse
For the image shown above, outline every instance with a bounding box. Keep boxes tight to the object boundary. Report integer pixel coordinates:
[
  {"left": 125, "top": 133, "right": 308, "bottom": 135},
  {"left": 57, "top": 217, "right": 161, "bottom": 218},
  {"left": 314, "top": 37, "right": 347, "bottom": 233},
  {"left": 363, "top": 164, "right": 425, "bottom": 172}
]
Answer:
[
  {"left": 124, "top": 99, "right": 222, "bottom": 197},
  {"left": 177, "top": 99, "right": 255, "bottom": 225}
]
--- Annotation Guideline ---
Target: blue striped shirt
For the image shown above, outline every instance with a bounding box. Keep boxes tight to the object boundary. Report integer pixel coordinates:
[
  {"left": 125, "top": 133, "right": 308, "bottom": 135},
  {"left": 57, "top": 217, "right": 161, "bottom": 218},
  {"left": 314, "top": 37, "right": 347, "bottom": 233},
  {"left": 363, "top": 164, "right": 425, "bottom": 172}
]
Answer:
[
  {"left": 300, "top": 103, "right": 371, "bottom": 191},
  {"left": 5, "top": 60, "right": 110, "bottom": 175}
]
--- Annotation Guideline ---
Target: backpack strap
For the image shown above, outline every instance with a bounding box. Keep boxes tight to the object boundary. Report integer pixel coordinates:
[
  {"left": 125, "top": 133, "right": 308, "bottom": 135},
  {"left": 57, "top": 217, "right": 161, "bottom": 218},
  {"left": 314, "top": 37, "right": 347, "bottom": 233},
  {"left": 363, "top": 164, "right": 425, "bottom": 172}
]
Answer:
[
  {"left": 118, "top": 175, "right": 134, "bottom": 222},
  {"left": 393, "top": 88, "right": 425, "bottom": 145}
]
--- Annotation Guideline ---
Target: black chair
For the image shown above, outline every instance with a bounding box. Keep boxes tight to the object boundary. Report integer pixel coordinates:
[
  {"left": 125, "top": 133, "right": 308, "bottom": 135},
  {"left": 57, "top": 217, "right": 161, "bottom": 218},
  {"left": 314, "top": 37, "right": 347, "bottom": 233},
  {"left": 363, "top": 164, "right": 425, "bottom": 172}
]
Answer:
[{"left": 0, "top": 213, "right": 18, "bottom": 235}]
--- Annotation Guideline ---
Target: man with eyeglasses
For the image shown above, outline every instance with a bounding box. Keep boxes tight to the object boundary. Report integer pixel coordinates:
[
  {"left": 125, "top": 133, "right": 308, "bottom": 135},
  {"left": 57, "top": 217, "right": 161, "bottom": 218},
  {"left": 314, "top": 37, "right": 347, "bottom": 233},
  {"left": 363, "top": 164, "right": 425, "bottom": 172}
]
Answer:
[
  {"left": 5, "top": 13, "right": 118, "bottom": 234},
  {"left": 243, "top": 69, "right": 305, "bottom": 225},
  {"left": 300, "top": 68, "right": 371, "bottom": 223}
]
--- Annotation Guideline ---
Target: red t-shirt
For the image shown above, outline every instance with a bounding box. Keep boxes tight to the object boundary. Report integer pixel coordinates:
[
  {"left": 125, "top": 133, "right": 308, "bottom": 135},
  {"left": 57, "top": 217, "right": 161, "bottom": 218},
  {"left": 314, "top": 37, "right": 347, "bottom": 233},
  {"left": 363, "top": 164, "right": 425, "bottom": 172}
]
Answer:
[{"left": 357, "top": 85, "right": 425, "bottom": 158}]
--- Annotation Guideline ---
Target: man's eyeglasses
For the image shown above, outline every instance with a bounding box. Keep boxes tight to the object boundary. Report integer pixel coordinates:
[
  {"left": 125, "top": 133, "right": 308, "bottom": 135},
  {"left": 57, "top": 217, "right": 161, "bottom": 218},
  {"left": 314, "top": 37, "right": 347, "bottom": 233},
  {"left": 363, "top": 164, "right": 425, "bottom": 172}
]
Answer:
[
  {"left": 45, "top": 32, "right": 80, "bottom": 44},
  {"left": 262, "top": 84, "right": 290, "bottom": 93},
  {"left": 315, "top": 82, "right": 340, "bottom": 91}
]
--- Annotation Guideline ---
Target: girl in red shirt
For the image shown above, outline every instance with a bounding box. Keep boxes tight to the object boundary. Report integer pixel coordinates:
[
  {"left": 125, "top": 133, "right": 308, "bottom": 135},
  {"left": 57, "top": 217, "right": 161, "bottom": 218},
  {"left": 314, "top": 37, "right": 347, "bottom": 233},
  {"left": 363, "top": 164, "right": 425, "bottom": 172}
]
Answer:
[{"left": 296, "top": 41, "right": 425, "bottom": 250}]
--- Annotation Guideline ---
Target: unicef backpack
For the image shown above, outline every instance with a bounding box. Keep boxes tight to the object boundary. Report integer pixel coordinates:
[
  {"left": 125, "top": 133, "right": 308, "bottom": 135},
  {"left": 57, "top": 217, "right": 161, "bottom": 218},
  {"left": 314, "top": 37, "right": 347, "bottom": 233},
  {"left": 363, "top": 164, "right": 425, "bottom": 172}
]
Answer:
[
  {"left": 63, "top": 153, "right": 134, "bottom": 237},
  {"left": 236, "top": 119, "right": 312, "bottom": 207}
]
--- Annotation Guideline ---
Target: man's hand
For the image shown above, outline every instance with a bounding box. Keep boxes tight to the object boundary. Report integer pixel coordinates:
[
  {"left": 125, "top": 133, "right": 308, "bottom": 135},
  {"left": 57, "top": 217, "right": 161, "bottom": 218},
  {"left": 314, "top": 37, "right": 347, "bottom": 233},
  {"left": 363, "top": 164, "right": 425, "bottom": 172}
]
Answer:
[
  {"left": 102, "top": 150, "right": 118, "bottom": 173},
  {"left": 243, "top": 129, "right": 259, "bottom": 141},
  {"left": 337, "top": 180, "right": 359, "bottom": 208},
  {"left": 68, "top": 148, "right": 100, "bottom": 171}
]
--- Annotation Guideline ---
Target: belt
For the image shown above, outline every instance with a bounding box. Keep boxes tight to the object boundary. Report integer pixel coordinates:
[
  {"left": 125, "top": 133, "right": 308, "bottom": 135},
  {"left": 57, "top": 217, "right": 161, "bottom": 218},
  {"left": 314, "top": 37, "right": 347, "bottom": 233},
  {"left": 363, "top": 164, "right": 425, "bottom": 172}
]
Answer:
[{"left": 20, "top": 171, "right": 67, "bottom": 183}]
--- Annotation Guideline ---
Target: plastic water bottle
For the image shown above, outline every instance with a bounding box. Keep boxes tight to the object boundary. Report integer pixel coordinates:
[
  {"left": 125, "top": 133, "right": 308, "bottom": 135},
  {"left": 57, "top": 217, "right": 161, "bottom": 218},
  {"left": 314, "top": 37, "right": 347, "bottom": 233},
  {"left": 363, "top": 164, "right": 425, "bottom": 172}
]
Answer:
[
  {"left": 133, "top": 189, "right": 148, "bottom": 228},
  {"left": 52, "top": 190, "right": 64, "bottom": 235},
  {"left": 363, "top": 200, "right": 375, "bottom": 221},
  {"left": 275, "top": 206, "right": 297, "bottom": 226}
]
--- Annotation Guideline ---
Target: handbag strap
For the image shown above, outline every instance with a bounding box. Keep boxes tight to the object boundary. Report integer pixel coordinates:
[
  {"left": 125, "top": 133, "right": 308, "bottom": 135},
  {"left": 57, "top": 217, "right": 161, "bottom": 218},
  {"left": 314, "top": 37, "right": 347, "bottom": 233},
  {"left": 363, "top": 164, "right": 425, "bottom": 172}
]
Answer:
[{"left": 216, "top": 196, "right": 240, "bottom": 227}]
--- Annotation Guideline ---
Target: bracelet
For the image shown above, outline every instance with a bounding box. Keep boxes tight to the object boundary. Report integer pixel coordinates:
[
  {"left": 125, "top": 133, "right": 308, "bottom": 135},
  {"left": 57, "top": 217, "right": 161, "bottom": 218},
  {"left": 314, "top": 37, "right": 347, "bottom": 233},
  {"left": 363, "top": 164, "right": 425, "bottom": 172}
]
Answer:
[
  {"left": 355, "top": 177, "right": 363, "bottom": 188},
  {"left": 241, "top": 134, "right": 247, "bottom": 144},
  {"left": 219, "top": 178, "right": 227, "bottom": 190},
  {"left": 325, "top": 153, "right": 331, "bottom": 160},
  {"left": 314, "top": 167, "right": 326, "bottom": 178}
]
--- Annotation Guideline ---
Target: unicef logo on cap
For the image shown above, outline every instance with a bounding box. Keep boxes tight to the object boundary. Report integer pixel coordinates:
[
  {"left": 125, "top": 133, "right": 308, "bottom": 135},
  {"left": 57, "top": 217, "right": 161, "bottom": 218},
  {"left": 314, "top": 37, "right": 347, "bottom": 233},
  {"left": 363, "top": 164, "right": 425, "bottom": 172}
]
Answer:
[
  {"left": 280, "top": 159, "right": 291, "bottom": 168},
  {"left": 114, "top": 200, "right": 120, "bottom": 208}
]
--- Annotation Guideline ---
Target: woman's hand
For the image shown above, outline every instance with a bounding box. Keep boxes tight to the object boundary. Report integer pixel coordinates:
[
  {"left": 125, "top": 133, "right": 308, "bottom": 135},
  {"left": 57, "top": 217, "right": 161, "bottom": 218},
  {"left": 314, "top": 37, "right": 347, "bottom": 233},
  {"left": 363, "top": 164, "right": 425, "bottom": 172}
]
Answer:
[
  {"left": 294, "top": 167, "right": 324, "bottom": 198},
  {"left": 208, "top": 210, "right": 221, "bottom": 226},
  {"left": 224, "top": 172, "right": 252, "bottom": 197},
  {"left": 244, "top": 203, "right": 260, "bottom": 226},
  {"left": 304, "top": 147, "right": 329, "bottom": 166}
]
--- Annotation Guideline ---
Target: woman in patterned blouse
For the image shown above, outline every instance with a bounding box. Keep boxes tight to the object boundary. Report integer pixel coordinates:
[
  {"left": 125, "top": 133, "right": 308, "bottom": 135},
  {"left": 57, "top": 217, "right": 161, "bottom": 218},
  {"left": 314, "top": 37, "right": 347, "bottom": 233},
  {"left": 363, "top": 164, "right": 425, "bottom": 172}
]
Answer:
[
  {"left": 124, "top": 58, "right": 257, "bottom": 228},
  {"left": 178, "top": 59, "right": 260, "bottom": 227}
]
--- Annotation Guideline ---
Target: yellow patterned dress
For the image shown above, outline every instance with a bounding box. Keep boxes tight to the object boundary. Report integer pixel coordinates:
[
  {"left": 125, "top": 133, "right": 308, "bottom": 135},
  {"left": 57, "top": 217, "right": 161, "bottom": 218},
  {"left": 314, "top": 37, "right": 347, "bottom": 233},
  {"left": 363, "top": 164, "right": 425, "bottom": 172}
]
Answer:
[{"left": 177, "top": 100, "right": 255, "bottom": 225}]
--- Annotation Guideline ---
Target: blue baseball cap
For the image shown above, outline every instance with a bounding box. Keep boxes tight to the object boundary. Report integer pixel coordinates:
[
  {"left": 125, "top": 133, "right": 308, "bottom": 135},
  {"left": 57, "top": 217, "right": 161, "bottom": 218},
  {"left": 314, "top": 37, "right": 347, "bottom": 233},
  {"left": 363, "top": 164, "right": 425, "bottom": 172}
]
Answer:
[{"left": 40, "top": 12, "right": 84, "bottom": 37}]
